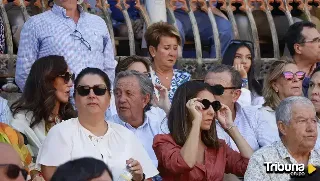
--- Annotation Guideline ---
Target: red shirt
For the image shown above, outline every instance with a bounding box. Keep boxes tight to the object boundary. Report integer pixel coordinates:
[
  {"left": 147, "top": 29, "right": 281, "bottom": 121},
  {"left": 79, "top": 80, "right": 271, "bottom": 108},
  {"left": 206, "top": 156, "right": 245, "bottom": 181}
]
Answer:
[{"left": 153, "top": 134, "right": 249, "bottom": 181}]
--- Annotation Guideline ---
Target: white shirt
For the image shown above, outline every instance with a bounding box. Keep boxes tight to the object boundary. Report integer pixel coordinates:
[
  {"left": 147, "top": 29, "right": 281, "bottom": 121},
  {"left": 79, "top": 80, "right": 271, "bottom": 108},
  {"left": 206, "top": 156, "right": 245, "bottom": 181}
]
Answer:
[
  {"left": 110, "top": 106, "right": 168, "bottom": 168},
  {"left": 237, "top": 88, "right": 265, "bottom": 107},
  {"left": 36, "top": 118, "right": 159, "bottom": 179}
]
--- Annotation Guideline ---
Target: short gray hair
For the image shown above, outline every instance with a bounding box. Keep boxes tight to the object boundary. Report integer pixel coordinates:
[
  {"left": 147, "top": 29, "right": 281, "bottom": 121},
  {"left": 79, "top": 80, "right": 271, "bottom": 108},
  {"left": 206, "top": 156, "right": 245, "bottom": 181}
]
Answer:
[
  {"left": 276, "top": 96, "right": 315, "bottom": 125},
  {"left": 114, "top": 70, "right": 154, "bottom": 112},
  {"left": 206, "top": 64, "right": 242, "bottom": 88}
]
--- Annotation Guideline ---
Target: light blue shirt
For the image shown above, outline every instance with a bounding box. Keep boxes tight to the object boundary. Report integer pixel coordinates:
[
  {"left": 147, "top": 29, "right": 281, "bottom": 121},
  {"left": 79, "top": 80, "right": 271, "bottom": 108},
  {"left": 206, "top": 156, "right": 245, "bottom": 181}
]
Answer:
[
  {"left": 109, "top": 107, "right": 167, "bottom": 168},
  {"left": 16, "top": 4, "right": 116, "bottom": 91},
  {"left": 216, "top": 103, "right": 279, "bottom": 152},
  {"left": 0, "top": 97, "right": 12, "bottom": 124}
]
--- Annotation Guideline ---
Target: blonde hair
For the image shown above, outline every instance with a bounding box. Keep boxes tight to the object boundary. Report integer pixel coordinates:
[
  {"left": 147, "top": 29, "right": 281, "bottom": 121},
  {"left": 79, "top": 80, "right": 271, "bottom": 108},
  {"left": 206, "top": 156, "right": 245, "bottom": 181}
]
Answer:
[
  {"left": 144, "top": 21, "right": 181, "bottom": 50},
  {"left": 263, "top": 57, "right": 295, "bottom": 110}
]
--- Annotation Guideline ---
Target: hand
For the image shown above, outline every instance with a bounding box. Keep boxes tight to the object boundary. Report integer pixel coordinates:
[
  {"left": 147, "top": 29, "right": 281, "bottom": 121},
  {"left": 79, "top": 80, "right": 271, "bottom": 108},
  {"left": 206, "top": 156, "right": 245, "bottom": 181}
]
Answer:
[
  {"left": 126, "top": 158, "right": 143, "bottom": 181},
  {"left": 153, "top": 84, "right": 170, "bottom": 113},
  {"left": 216, "top": 103, "right": 233, "bottom": 130},
  {"left": 186, "top": 98, "right": 204, "bottom": 123},
  {"left": 234, "top": 64, "right": 247, "bottom": 79},
  {"left": 32, "top": 175, "right": 45, "bottom": 181}
]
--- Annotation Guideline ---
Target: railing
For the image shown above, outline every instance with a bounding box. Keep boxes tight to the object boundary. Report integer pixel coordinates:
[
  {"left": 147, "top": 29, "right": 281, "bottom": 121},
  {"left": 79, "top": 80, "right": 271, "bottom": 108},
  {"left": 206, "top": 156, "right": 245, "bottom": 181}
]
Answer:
[{"left": 0, "top": 0, "right": 319, "bottom": 93}]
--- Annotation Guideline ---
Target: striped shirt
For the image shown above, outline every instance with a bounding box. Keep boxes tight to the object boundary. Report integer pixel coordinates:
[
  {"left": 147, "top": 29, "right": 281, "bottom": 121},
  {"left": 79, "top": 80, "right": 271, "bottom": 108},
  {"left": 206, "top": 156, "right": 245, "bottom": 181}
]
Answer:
[
  {"left": 15, "top": 4, "right": 116, "bottom": 91},
  {"left": 216, "top": 103, "right": 279, "bottom": 152},
  {"left": 0, "top": 97, "right": 12, "bottom": 124}
]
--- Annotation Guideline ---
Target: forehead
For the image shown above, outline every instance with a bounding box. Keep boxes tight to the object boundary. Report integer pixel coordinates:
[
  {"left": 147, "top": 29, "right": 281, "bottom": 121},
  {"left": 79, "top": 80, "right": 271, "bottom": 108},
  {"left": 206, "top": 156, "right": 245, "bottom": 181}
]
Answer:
[
  {"left": 128, "top": 62, "right": 148, "bottom": 72},
  {"left": 159, "top": 36, "right": 178, "bottom": 45},
  {"left": 196, "top": 90, "right": 215, "bottom": 101},
  {"left": 301, "top": 27, "right": 320, "bottom": 39},
  {"left": 291, "top": 104, "right": 316, "bottom": 119},
  {"left": 116, "top": 76, "right": 140, "bottom": 90},
  {"left": 236, "top": 46, "right": 251, "bottom": 54},
  {"left": 311, "top": 71, "right": 320, "bottom": 83},
  {"left": 283, "top": 63, "right": 298, "bottom": 72},
  {"left": 205, "top": 72, "right": 232, "bottom": 86},
  {"left": 78, "top": 74, "right": 105, "bottom": 86}
]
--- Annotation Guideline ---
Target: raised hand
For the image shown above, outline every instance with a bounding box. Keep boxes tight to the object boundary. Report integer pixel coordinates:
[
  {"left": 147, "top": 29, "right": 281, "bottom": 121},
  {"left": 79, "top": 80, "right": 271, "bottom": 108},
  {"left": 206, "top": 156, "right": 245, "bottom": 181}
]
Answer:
[
  {"left": 234, "top": 64, "right": 247, "bottom": 79},
  {"left": 126, "top": 158, "right": 143, "bottom": 181},
  {"left": 216, "top": 103, "right": 234, "bottom": 130},
  {"left": 153, "top": 84, "right": 171, "bottom": 113},
  {"left": 186, "top": 98, "right": 204, "bottom": 123}
]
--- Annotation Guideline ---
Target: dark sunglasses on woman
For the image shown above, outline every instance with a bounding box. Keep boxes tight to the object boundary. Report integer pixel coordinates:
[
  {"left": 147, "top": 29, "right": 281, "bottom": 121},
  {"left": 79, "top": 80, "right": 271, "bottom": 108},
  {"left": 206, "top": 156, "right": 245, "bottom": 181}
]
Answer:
[
  {"left": 0, "top": 164, "right": 28, "bottom": 180},
  {"left": 201, "top": 99, "right": 222, "bottom": 112},
  {"left": 76, "top": 85, "right": 108, "bottom": 96},
  {"left": 210, "top": 84, "right": 241, "bottom": 96},
  {"left": 282, "top": 71, "right": 306, "bottom": 81},
  {"left": 58, "top": 72, "right": 75, "bottom": 84}
]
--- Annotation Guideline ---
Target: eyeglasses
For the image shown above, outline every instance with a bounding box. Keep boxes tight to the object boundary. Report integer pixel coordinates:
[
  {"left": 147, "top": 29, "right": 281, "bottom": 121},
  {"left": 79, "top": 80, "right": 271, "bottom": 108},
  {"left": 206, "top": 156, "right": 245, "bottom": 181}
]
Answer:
[
  {"left": 70, "top": 30, "right": 92, "bottom": 51},
  {"left": 230, "top": 40, "right": 254, "bottom": 51},
  {"left": 201, "top": 99, "right": 222, "bottom": 111},
  {"left": 300, "top": 37, "right": 320, "bottom": 44},
  {"left": 282, "top": 71, "right": 306, "bottom": 81},
  {"left": 210, "top": 84, "right": 241, "bottom": 95},
  {"left": 58, "top": 72, "right": 75, "bottom": 84},
  {"left": 76, "top": 85, "right": 108, "bottom": 96},
  {"left": 0, "top": 164, "right": 28, "bottom": 180}
]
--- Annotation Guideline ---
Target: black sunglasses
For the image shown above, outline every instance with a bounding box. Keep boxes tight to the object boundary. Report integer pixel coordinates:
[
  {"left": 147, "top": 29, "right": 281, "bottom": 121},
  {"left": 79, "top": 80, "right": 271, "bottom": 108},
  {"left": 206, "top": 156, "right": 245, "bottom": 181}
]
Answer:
[
  {"left": 0, "top": 164, "right": 28, "bottom": 180},
  {"left": 76, "top": 85, "right": 108, "bottom": 96},
  {"left": 230, "top": 40, "right": 254, "bottom": 50},
  {"left": 211, "top": 84, "right": 241, "bottom": 95},
  {"left": 58, "top": 72, "right": 75, "bottom": 84},
  {"left": 201, "top": 99, "right": 222, "bottom": 111}
]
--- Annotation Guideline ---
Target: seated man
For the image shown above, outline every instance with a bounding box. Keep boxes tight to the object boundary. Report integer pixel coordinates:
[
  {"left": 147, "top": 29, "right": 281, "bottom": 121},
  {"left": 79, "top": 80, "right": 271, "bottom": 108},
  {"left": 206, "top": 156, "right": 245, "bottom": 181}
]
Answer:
[
  {"left": 245, "top": 96, "right": 320, "bottom": 180},
  {"left": 0, "top": 143, "right": 29, "bottom": 181},
  {"left": 110, "top": 70, "right": 167, "bottom": 168},
  {"left": 204, "top": 64, "right": 278, "bottom": 152},
  {"left": 0, "top": 96, "right": 12, "bottom": 124}
]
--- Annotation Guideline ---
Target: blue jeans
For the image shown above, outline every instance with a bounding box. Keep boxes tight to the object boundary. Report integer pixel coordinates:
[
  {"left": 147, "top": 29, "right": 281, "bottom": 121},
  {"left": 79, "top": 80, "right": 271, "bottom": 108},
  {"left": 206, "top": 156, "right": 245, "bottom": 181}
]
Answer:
[{"left": 174, "top": 9, "right": 233, "bottom": 58}]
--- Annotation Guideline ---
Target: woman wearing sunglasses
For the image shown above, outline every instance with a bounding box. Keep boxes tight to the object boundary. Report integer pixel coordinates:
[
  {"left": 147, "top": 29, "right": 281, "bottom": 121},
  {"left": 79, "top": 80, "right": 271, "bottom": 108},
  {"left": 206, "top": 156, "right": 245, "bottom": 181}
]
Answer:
[
  {"left": 10, "top": 55, "right": 76, "bottom": 181},
  {"left": 222, "top": 40, "right": 264, "bottom": 106},
  {"left": 153, "top": 81, "right": 253, "bottom": 180},
  {"left": 37, "top": 67, "right": 158, "bottom": 181},
  {"left": 259, "top": 58, "right": 305, "bottom": 137}
]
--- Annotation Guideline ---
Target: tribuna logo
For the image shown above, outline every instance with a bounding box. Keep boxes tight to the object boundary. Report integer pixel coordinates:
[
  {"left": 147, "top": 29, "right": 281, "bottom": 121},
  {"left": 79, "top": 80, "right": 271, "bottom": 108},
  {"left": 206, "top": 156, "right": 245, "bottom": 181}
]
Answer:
[{"left": 264, "top": 162, "right": 306, "bottom": 177}]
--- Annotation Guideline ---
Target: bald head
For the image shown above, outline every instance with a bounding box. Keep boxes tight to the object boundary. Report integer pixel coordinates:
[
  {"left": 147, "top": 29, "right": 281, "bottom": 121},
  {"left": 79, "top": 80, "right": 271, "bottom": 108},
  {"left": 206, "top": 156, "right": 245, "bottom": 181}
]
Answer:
[{"left": 0, "top": 143, "right": 22, "bottom": 166}]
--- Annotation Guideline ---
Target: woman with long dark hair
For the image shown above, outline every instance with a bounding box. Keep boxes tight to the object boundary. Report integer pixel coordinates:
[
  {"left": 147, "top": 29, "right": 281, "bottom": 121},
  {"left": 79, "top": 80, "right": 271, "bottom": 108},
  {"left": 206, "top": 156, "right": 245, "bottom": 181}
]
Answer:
[
  {"left": 10, "top": 55, "right": 76, "bottom": 181},
  {"left": 222, "top": 40, "right": 264, "bottom": 106},
  {"left": 153, "top": 81, "right": 253, "bottom": 180}
]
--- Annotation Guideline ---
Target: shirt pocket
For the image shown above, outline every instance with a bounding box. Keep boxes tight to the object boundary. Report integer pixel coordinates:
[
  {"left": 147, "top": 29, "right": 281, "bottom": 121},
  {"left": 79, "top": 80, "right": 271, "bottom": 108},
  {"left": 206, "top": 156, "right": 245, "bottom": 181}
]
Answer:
[{"left": 86, "top": 30, "right": 105, "bottom": 53}]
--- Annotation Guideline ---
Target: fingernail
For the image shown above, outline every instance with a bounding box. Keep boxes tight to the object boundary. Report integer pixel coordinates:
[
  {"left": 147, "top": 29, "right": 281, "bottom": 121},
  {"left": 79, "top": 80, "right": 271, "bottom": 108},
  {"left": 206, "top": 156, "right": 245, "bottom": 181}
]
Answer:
[{"left": 129, "top": 164, "right": 132, "bottom": 167}]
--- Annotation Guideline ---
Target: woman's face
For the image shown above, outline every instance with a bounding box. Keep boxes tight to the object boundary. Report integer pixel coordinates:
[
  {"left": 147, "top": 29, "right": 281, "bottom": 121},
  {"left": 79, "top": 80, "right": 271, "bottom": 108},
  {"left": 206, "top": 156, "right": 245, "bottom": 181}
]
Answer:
[
  {"left": 90, "top": 171, "right": 112, "bottom": 181},
  {"left": 195, "top": 90, "right": 216, "bottom": 131},
  {"left": 233, "top": 46, "right": 252, "bottom": 73},
  {"left": 75, "top": 74, "right": 110, "bottom": 115},
  {"left": 150, "top": 36, "right": 178, "bottom": 68},
  {"left": 127, "top": 62, "right": 149, "bottom": 76},
  {"left": 53, "top": 69, "right": 73, "bottom": 103},
  {"left": 272, "top": 63, "right": 303, "bottom": 100}
]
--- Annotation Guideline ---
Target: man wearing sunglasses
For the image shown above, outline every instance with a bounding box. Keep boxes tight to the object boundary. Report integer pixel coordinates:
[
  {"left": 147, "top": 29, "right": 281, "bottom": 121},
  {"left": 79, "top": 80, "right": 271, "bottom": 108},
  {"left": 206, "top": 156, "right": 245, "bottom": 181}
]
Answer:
[
  {"left": 0, "top": 143, "right": 28, "bottom": 181},
  {"left": 204, "top": 64, "right": 278, "bottom": 152},
  {"left": 15, "top": 0, "right": 117, "bottom": 92},
  {"left": 284, "top": 21, "right": 320, "bottom": 96}
]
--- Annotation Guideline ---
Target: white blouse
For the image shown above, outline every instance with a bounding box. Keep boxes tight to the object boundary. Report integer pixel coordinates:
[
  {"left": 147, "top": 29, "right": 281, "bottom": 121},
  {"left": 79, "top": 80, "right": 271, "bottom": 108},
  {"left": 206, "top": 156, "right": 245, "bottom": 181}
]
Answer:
[{"left": 36, "top": 118, "right": 159, "bottom": 179}]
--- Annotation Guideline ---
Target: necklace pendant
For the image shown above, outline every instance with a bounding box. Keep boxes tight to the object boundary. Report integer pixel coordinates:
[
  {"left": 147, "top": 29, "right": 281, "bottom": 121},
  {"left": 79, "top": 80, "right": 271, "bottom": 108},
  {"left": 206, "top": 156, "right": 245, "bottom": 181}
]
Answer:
[{"left": 165, "top": 77, "right": 169, "bottom": 80}]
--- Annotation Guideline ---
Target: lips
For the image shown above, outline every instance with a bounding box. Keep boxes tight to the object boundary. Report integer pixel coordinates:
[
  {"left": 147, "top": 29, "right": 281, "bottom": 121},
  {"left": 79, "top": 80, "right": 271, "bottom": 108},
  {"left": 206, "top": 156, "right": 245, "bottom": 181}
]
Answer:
[{"left": 87, "top": 102, "right": 98, "bottom": 106}]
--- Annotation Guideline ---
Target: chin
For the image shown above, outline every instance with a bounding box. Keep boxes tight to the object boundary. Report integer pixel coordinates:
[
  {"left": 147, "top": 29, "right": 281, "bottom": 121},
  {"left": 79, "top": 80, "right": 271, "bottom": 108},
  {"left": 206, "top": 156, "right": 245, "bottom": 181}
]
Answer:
[{"left": 201, "top": 126, "right": 211, "bottom": 131}]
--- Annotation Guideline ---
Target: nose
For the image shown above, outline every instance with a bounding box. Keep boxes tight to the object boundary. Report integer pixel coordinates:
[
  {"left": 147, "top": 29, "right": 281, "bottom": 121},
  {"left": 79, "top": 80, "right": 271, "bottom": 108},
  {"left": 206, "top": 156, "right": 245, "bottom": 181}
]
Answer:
[
  {"left": 88, "top": 89, "right": 96, "bottom": 98},
  {"left": 207, "top": 105, "right": 215, "bottom": 116},
  {"left": 67, "top": 79, "right": 73, "bottom": 87}
]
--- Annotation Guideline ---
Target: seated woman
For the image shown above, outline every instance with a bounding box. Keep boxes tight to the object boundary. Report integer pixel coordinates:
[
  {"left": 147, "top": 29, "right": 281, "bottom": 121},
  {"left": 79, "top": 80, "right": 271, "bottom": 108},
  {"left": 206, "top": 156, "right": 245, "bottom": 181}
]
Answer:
[
  {"left": 259, "top": 57, "right": 305, "bottom": 138},
  {"left": 51, "top": 157, "right": 113, "bottom": 181},
  {"left": 10, "top": 55, "right": 76, "bottom": 180},
  {"left": 37, "top": 67, "right": 158, "bottom": 181},
  {"left": 145, "top": 22, "right": 191, "bottom": 102},
  {"left": 153, "top": 81, "right": 253, "bottom": 180},
  {"left": 222, "top": 40, "right": 264, "bottom": 106}
]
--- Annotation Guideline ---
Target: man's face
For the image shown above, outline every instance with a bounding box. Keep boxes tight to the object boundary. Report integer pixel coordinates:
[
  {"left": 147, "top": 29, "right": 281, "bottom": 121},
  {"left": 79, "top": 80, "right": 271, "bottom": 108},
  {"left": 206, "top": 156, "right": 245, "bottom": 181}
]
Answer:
[
  {"left": 204, "top": 71, "right": 241, "bottom": 110},
  {"left": 296, "top": 27, "right": 320, "bottom": 63},
  {"left": 308, "top": 71, "right": 320, "bottom": 114},
  {"left": 54, "top": 0, "right": 77, "bottom": 9},
  {"left": 280, "top": 104, "right": 318, "bottom": 151},
  {"left": 114, "top": 76, "right": 149, "bottom": 124}
]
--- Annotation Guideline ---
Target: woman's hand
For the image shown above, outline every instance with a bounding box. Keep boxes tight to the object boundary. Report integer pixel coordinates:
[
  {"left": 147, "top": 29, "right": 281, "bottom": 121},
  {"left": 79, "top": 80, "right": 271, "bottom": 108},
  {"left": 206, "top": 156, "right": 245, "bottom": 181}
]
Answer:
[
  {"left": 216, "top": 104, "right": 233, "bottom": 130},
  {"left": 126, "top": 158, "right": 144, "bottom": 181},
  {"left": 153, "top": 84, "right": 171, "bottom": 114},
  {"left": 234, "top": 64, "right": 247, "bottom": 79},
  {"left": 186, "top": 98, "right": 204, "bottom": 124},
  {"left": 32, "top": 175, "right": 45, "bottom": 181}
]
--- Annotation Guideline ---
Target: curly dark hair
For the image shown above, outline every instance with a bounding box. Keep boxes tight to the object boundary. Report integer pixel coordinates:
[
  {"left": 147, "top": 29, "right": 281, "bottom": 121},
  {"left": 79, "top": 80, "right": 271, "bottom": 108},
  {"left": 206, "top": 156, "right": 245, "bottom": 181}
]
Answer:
[{"left": 11, "top": 55, "right": 76, "bottom": 128}]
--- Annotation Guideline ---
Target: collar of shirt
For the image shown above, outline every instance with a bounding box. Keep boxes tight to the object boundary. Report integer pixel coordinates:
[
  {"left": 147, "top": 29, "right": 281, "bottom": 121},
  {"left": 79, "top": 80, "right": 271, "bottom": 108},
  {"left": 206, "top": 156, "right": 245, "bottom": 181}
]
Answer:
[
  {"left": 52, "top": 3, "right": 85, "bottom": 18},
  {"left": 114, "top": 114, "right": 150, "bottom": 130},
  {"left": 276, "top": 140, "right": 319, "bottom": 165}
]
